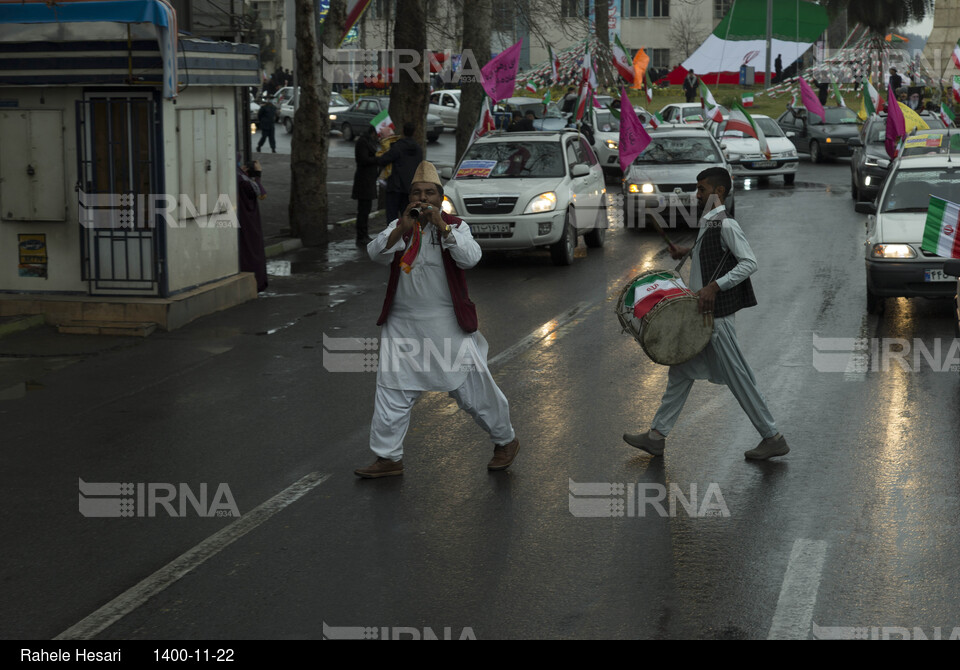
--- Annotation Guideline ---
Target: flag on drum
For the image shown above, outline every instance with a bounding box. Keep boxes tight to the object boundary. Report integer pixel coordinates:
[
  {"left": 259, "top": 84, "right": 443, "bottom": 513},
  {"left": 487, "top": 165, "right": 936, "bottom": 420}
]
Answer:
[{"left": 625, "top": 272, "right": 690, "bottom": 320}]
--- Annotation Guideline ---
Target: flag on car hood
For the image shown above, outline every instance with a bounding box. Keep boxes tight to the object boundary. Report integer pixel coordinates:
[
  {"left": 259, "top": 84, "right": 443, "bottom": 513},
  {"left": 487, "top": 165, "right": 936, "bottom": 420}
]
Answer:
[{"left": 727, "top": 103, "right": 771, "bottom": 159}]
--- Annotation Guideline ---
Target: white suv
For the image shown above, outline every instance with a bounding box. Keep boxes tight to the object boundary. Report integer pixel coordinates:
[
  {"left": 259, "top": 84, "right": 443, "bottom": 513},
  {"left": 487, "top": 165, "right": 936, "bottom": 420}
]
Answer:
[{"left": 441, "top": 129, "right": 608, "bottom": 266}]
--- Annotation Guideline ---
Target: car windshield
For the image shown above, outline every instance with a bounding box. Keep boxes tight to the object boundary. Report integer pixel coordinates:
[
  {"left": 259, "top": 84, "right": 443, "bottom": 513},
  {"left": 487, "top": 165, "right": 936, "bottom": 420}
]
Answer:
[
  {"left": 458, "top": 141, "right": 564, "bottom": 178},
  {"left": 594, "top": 111, "right": 620, "bottom": 132},
  {"left": 881, "top": 167, "right": 960, "bottom": 212},
  {"left": 810, "top": 107, "right": 858, "bottom": 125},
  {"left": 330, "top": 93, "right": 349, "bottom": 106},
  {"left": 718, "top": 117, "right": 784, "bottom": 138},
  {"left": 635, "top": 137, "right": 719, "bottom": 164},
  {"left": 900, "top": 132, "right": 960, "bottom": 157}
]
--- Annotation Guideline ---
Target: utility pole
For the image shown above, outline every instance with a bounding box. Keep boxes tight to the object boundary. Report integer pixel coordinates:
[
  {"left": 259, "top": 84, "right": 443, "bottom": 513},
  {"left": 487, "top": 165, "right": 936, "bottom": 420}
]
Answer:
[{"left": 764, "top": 0, "right": 772, "bottom": 88}]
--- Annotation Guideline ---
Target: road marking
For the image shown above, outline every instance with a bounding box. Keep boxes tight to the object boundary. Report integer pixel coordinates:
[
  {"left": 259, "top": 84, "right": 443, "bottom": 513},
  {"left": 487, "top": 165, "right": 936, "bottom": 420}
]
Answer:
[
  {"left": 767, "top": 539, "right": 828, "bottom": 640},
  {"left": 488, "top": 301, "right": 593, "bottom": 367},
  {"left": 55, "top": 471, "right": 331, "bottom": 640}
]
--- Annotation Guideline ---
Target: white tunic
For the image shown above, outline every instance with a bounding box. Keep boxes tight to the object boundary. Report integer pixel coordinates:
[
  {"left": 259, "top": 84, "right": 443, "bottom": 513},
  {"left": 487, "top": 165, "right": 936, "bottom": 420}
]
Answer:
[{"left": 368, "top": 218, "right": 488, "bottom": 392}]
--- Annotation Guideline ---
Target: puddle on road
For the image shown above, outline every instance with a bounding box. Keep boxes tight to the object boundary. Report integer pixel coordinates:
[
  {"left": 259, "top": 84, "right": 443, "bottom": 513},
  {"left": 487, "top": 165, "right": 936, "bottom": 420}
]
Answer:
[{"left": 740, "top": 179, "right": 842, "bottom": 196}]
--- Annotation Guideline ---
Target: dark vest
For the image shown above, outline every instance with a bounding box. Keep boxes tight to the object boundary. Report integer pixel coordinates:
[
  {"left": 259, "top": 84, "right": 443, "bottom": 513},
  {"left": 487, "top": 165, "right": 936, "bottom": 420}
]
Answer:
[
  {"left": 376, "top": 213, "right": 478, "bottom": 333},
  {"left": 698, "top": 218, "right": 757, "bottom": 318}
]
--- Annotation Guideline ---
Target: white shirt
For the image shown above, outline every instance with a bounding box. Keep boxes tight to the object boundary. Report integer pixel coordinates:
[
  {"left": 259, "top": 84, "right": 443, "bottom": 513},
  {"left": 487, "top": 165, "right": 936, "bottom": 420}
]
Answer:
[
  {"left": 367, "top": 218, "right": 487, "bottom": 391},
  {"left": 687, "top": 205, "right": 758, "bottom": 293}
]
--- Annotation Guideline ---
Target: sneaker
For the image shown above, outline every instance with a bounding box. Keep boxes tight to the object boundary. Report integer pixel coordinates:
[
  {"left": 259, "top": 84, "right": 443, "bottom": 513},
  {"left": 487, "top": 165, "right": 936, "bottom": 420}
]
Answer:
[
  {"left": 354, "top": 457, "right": 404, "bottom": 478},
  {"left": 622, "top": 431, "right": 665, "bottom": 457},
  {"left": 744, "top": 434, "right": 789, "bottom": 460},
  {"left": 487, "top": 438, "right": 520, "bottom": 471}
]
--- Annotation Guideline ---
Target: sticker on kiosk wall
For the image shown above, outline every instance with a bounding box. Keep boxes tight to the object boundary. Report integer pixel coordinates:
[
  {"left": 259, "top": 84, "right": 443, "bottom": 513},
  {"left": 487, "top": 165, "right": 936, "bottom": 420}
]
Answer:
[{"left": 18, "top": 234, "right": 47, "bottom": 279}]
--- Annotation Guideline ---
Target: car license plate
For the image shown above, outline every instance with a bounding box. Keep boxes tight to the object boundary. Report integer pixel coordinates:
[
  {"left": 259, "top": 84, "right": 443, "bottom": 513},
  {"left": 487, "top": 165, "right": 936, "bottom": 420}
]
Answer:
[
  {"left": 472, "top": 223, "right": 511, "bottom": 234},
  {"left": 750, "top": 161, "right": 776, "bottom": 169},
  {"left": 924, "top": 269, "right": 954, "bottom": 282}
]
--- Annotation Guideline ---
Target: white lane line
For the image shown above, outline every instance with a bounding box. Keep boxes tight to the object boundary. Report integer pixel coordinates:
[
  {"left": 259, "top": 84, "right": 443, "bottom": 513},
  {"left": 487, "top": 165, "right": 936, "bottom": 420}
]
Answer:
[
  {"left": 767, "top": 539, "right": 828, "bottom": 640},
  {"left": 55, "top": 472, "right": 331, "bottom": 640},
  {"left": 488, "top": 301, "right": 593, "bottom": 367}
]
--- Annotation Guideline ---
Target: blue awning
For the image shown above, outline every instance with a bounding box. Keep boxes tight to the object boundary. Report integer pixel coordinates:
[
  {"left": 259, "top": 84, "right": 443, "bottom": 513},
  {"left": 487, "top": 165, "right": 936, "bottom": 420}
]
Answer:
[{"left": 0, "top": 0, "right": 178, "bottom": 98}]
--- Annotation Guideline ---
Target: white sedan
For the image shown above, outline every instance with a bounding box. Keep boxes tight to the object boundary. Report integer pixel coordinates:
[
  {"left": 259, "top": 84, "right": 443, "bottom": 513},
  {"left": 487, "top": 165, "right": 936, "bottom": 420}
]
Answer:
[{"left": 712, "top": 114, "right": 799, "bottom": 185}]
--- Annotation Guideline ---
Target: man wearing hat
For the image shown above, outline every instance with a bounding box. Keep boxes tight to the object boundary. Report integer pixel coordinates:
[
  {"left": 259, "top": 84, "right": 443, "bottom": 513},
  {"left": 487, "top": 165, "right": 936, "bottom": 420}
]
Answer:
[{"left": 356, "top": 161, "right": 519, "bottom": 478}]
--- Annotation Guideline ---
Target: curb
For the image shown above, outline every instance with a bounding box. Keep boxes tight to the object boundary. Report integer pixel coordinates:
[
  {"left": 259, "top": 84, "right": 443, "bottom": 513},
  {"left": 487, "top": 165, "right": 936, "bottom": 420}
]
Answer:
[
  {"left": 264, "top": 238, "right": 303, "bottom": 258},
  {"left": 0, "top": 314, "right": 45, "bottom": 339}
]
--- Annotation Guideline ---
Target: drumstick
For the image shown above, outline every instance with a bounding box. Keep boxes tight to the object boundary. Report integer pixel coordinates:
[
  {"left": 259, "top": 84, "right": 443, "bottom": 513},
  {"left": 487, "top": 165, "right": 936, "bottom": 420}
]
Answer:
[{"left": 646, "top": 215, "right": 674, "bottom": 248}]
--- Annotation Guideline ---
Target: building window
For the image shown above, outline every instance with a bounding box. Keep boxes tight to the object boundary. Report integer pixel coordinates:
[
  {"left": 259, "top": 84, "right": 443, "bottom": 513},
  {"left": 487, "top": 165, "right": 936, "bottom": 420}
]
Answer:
[
  {"left": 714, "top": 0, "right": 733, "bottom": 19},
  {"left": 652, "top": 0, "right": 669, "bottom": 17},
  {"left": 651, "top": 48, "right": 671, "bottom": 69},
  {"left": 562, "top": 0, "right": 589, "bottom": 18},
  {"left": 623, "top": 0, "right": 646, "bottom": 17}
]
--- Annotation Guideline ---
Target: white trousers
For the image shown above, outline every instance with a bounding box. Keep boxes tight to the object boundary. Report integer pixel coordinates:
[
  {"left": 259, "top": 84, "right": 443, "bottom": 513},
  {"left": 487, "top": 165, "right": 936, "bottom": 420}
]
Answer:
[
  {"left": 650, "top": 315, "right": 779, "bottom": 440},
  {"left": 369, "top": 369, "right": 515, "bottom": 461}
]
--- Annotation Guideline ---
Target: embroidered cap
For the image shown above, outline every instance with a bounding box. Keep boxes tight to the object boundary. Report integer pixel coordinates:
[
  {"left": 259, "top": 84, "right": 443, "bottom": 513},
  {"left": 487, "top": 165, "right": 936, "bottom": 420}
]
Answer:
[{"left": 411, "top": 161, "right": 442, "bottom": 187}]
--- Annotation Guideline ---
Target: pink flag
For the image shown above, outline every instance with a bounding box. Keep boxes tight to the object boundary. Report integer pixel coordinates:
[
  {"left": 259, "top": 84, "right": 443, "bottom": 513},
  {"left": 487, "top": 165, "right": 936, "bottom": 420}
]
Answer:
[
  {"left": 618, "top": 87, "right": 651, "bottom": 173},
  {"left": 481, "top": 39, "right": 523, "bottom": 102},
  {"left": 799, "top": 77, "right": 826, "bottom": 123},
  {"left": 885, "top": 85, "right": 906, "bottom": 160}
]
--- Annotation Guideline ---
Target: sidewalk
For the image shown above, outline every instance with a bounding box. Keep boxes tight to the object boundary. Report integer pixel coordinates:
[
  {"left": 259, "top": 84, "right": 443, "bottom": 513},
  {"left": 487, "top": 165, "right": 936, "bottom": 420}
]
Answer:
[{"left": 253, "top": 152, "right": 389, "bottom": 254}]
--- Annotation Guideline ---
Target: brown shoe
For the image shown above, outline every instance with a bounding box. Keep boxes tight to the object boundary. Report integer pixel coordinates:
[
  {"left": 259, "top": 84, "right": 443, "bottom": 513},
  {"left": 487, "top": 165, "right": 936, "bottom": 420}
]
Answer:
[
  {"left": 487, "top": 438, "right": 520, "bottom": 471},
  {"left": 354, "top": 457, "right": 404, "bottom": 478}
]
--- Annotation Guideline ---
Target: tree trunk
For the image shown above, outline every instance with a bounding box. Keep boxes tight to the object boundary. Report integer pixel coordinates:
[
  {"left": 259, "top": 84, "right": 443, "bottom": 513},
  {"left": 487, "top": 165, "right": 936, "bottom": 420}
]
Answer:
[
  {"left": 289, "top": 0, "right": 345, "bottom": 247},
  {"left": 455, "top": 0, "right": 492, "bottom": 164},
  {"left": 594, "top": 0, "right": 614, "bottom": 91},
  {"left": 390, "top": 0, "right": 428, "bottom": 149}
]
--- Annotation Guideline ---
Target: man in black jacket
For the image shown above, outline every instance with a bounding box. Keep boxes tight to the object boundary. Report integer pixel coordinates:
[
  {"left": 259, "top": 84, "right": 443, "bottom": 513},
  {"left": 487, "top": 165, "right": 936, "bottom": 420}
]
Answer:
[
  {"left": 378, "top": 122, "right": 424, "bottom": 225},
  {"left": 352, "top": 126, "right": 380, "bottom": 246},
  {"left": 256, "top": 101, "right": 277, "bottom": 153}
]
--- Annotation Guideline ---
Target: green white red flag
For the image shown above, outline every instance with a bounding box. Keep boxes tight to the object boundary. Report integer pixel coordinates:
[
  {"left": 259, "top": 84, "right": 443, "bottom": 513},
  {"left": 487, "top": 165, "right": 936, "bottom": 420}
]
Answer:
[
  {"left": 741, "top": 92, "right": 754, "bottom": 107},
  {"left": 471, "top": 96, "right": 496, "bottom": 142},
  {"left": 549, "top": 46, "right": 560, "bottom": 84},
  {"left": 953, "top": 38, "right": 960, "bottom": 70},
  {"left": 612, "top": 35, "right": 634, "bottom": 84},
  {"left": 625, "top": 272, "right": 691, "bottom": 320},
  {"left": 699, "top": 81, "right": 723, "bottom": 123},
  {"left": 371, "top": 109, "right": 394, "bottom": 137},
  {"left": 940, "top": 103, "right": 955, "bottom": 128},
  {"left": 728, "top": 102, "right": 771, "bottom": 159},
  {"left": 923, "top": 196, "right": 960, "bottom": 259}
]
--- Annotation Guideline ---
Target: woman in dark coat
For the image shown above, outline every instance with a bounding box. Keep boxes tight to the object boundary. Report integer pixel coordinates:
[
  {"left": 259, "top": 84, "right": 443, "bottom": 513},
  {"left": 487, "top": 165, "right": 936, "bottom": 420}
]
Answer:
[
  {"left": 237, "top": 160, "right": 268, "bottom": 292},
  {"left": 353, "top": 126, "right": 380, "bottom": 246}
]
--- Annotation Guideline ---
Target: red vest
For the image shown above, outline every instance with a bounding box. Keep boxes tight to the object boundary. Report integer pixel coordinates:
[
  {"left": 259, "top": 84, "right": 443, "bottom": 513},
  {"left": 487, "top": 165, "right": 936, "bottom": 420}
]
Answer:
[{"left": 376, "top": 212, "right": 479, "bottom": 333}]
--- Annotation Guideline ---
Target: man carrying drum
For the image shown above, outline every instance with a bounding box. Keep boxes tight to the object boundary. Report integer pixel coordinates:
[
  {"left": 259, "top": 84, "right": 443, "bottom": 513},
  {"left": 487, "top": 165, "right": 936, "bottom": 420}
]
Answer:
[{"left": 623, "top": 167, "right": 789, "bottom": 461}]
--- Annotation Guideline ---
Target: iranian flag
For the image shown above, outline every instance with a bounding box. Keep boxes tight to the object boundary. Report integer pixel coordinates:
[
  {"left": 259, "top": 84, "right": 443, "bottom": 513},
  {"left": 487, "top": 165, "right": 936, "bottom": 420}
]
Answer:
[
  {"left": 644, "top": 69, "right": 655, "bottom": 104},
  {"left": 625, "top": 273, "right": 691, "bottom": 321},
  {"left": 647, "top": 110, "right": 664, "bottom": 129},
  {"left": 574, "top": 80, "right": 593, "bottom": 122},
  {"left": 940, "top": 103, "right": 956, "bottom": 128},
  {"left": 953, "top": 38, "right": 960, "bottom": 70},
  {"left": 371, "top": 109, "right": 394, "bottom": 137},
  {"left": 922, "top": 196, "right": 960, "bottom": 259},
  {"left": 954, "top": 75, "right": 960, "bottom": 104},
  {"left": 728, "top": 103, "right": 771, "bottom": 159},
  {"left": 612, "top": 35, "right": 634, "bottom": 84},
  {"left": 699, "top": 81, "right": 724, "bottom": 123},
  {"left": 549, "top": 46, "right": 560, "bottom": 83},
  {"left": 831, "top": 81, "right": 845, "bottom": 108},
  {"left": 471, "top": 96, "right": 496, "bottom": 143},
  {"left": 525, "top": 80, "right": 537, "bottom": 94},
  {"left": 741, "top": 92, "right": 754, "bottom": 107}
]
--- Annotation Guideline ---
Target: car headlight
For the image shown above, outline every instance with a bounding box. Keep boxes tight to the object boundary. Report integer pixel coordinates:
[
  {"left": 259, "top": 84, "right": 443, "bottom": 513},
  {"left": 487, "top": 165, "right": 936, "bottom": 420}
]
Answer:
[
  {"left": 442, "top": 196, "right": 457, "bottom": 215},
  {"left": 641, "top": 183, "right": 654, "bottom": 194},
  {"left": 627, "top": 183, "right": 654, "bottom": 194},
  {"left": 523, "top": 192, "right": 557, "bottom": 214},
  {"left": 604, "top": 140, "right": 619, "bottom": 150},
  {"left": 726, "top": 153, "right": 740, "bottom": 161},
  {"left": 329, "top": 114, "right": 337, "bottom": 121},
  {"left": 871, "top": 243, "right": 917, "bottom": 259}
]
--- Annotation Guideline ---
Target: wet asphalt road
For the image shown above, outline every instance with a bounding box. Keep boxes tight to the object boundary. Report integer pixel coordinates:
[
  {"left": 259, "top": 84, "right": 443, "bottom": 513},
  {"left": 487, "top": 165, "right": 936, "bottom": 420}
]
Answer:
[{"left": 2, "top": 158, "right": 960, "bottom": 642}]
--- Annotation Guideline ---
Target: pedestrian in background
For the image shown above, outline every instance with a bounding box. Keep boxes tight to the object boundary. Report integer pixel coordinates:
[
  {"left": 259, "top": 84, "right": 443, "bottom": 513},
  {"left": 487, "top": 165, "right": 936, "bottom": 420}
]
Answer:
[
  {"left": 353, "top": 126, "right": 380, "bottom": 247},
  {"left": 256, "top": 100, "right": 277, "bottom": 153},
  {"left": 237, "top": 160, "right": 268, "bottom": 293},
  {"left": 377, "top": 122, "right": 423, "bottom": 225},
  {"left": 683, "top": 70, "right": 699, "bottom": 103}
]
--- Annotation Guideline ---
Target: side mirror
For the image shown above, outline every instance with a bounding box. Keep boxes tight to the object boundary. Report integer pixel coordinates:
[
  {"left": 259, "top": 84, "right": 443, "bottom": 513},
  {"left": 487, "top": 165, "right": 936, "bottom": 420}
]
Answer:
[
  {"left": 720, "top": 143, "right": 728, "bottom": 150},
  {"left": 944, "top": 258, "right": 960, "bottom": 278},
  {"left": 849, "top": 137, "right": 863, "bottom": 147},
  {"left": 440, "top": 166, "right": 453, "bottom": 179},
  {"left": 786, "top": 131, "right": 796, "bottom": 138},
  {"left": 855, "top": 202, "right": 876, "bottom": 214},
  {"left": 571, "top": 163, "right": 590, "bottom": 178}
]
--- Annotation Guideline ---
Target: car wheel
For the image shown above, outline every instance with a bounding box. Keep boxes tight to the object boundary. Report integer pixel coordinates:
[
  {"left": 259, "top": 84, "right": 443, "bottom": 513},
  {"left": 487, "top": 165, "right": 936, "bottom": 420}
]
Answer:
[
  {"left": 867, "top": 286, "right": 884, "bottom": 315},
  {"left": 283, "top": 117, "right": 293, "bottom": 134},
  {"left": 550, "top": 210, "right": 577, "bottom": 266},
  {"left": 427, "top": 134, "right": 439, "bottom": 143},
  {"left": 341, "top": 123, "right": 354, "bottom": 141},
  {"left": 784, "top": 173, "right": 796, "bottom": 186},
  {"left": 851, "top": 173, "right": 859, "bottom": 200},
  {"left": 584, "top": 203, "right": 607, "bottom": 248},
  {"left": 810, "top": 140, "right": 822, "bottom": 164}
]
